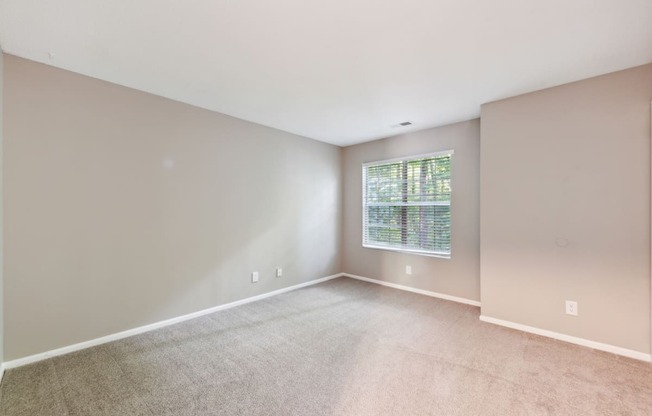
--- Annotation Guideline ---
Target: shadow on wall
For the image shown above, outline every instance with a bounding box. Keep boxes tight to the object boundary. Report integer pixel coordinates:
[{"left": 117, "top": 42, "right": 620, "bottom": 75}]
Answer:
[
  {"left": 92, "top": 134, "right": 342, "bottom": 346},
  {"left": 4, "top": 53, "right": 342, "bottom": 360},
  {"left": 341, "top": 119, "right": 480, "bottom": 302}
]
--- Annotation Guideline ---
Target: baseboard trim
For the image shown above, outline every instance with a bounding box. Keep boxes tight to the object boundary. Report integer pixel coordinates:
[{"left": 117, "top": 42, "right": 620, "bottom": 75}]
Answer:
[
  {"left": 343, "top": 273, "right": 481, "bottom": 307},
  {"left": 479, "top": 315, "right": 652, "bottom": 362},
  {"left": 4, "top": 273, "right": 344, "bottom": 370},
  {"left": 0, "top": 363, "right": 5, "bottom": 385}
]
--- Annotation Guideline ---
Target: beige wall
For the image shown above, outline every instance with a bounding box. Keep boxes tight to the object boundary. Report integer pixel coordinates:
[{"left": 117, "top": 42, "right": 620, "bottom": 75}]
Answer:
[
  {"left": 0, "top": 50, "right": 4, "bottom": 369},
  {"left": 342, "top": 120, "right": 480, "bottom": 302},
  {"left": 3, "top": 55, "right": 342, "bottom": 361},
  {"left": 481, "top": 64, "right": 652, "bottom": 354},
  {"left": 4, "top": 51, "right": 650, "bottom": 362}
]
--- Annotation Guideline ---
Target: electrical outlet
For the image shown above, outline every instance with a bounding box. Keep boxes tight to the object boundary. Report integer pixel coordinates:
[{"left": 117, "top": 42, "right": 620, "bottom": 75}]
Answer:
[
  {"left": 565, "top": 300, "right": 578, "bottom": 316},
  {"left": 251, "top": 271, "right": 259, "bottom": 283},
  {"left": 276, "top": 267, "right": 282, "bottom": 278},
  {"left": 405, "top": 265, "right": 412, "bottom": 275}
]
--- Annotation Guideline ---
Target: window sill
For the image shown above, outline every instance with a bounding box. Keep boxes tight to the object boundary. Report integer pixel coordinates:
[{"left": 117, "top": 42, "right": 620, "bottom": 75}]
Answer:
[{"left": 362, "top": 244, "right": 451, "bottom": 259}]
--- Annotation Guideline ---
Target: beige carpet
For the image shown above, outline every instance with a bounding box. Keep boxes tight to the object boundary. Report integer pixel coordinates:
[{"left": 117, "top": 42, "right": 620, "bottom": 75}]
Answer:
[{"left": 1, "top": 277, "right": 650, "bottom": 415}]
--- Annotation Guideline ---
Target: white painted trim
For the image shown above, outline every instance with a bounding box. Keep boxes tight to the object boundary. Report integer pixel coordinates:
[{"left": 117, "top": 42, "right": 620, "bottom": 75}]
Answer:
[
  {"left": 362, "top": 149, "right": 454, "bottom": 166},
  {"left": 0, "top": 363, "right": 5, "bottom": 385},
  {"left": 361, "top": 151, "right": 454, "bottom": 260},
  {"left": 3, "top": 273, "right": 343, "bottom": 370},
  {"left": 479, "top": 315, "right": 652, "bottom": 362},
  {"left": 343, "top": 273, "right": 481, "bottom": 307},
  {"left": 361, "top": 244, "right": 452, "bottom": 259}
]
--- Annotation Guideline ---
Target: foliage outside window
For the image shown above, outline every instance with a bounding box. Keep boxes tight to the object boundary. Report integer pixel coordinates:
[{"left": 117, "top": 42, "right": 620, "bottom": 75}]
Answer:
[{"left": 362, "top": 151, "right": 452, "bottom": 257}]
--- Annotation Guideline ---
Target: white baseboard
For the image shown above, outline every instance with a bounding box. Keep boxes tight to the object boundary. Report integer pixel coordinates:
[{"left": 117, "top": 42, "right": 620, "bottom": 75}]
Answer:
[
  {"left": 4, "top": 273, "right": 343, "bottom": 370},
  {"left": 0, "top": 363, "right": 5, "bottom": 385},
  {"left": 343, "top": 273, "right": 481, "bottom": 307},
  {"left": 479, "top": 315, "right": 652, "bottom": 362}
]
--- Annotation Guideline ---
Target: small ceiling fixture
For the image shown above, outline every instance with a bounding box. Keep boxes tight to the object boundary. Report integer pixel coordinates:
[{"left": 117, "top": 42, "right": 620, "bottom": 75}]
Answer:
[{"left": 390, "top": 121, "right": 413, "bottom": 128}]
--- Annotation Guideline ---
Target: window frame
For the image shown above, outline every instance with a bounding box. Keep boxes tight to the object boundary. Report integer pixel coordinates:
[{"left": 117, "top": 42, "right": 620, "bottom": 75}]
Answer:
[{"left": 361, "top": 150, "right": 453, "bottom": 259}]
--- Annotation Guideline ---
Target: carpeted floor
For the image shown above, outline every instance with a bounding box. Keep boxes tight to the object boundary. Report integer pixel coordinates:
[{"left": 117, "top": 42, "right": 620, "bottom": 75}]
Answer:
[{"left": 1, "top": 277, "right": 650, "bottom": 415}]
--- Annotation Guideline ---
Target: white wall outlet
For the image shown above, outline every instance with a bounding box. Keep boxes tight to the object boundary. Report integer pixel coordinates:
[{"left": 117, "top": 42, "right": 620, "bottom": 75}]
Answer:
[
  {"left": 405, "top": 265, "right": 412, "bottom": 275},
  {"left": 251, "top": 271, "right": 259, "bottom": 283},
  {"left": 565, "top": 300, "right": 578, "bottom": 316},
  {"left": 276, "top": 267, "right": 282, "bottom": 278}
]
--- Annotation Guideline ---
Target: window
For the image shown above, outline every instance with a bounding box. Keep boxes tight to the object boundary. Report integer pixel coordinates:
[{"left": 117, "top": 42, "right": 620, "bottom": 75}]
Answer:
[{"left": 362, "top": 151, "right": 452, "bottom": 258}]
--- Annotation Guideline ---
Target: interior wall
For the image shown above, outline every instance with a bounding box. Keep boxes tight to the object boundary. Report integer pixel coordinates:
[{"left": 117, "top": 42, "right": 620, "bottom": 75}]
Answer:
[
  {"left": 3, "top": 55, "right": 342, "bottom": 361},
  {"left": 0, "top": 49, "right": 4, "bottom": 370},
  {"left": 342, "top": 120, "right": 480, "bottom": 302},
  {"left": 481, "top": 64, "right": 652, "bottom": 354}
]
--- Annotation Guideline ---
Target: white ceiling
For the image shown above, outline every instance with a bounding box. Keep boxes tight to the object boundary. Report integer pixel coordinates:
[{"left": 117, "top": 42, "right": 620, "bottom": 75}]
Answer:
[{"left": 1, "top": 1, "right": 651, "bottom": 146}]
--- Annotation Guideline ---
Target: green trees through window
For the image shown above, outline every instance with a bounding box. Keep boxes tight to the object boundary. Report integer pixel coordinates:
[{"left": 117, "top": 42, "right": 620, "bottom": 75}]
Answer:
[{"left": 363, "top": 151, "right": 452, "bottom": 257}]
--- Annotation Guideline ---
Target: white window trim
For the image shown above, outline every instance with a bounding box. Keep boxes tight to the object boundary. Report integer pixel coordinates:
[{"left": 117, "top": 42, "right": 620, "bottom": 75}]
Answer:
[
  {"left": 361, "top": 149, "right": 454, "bottom": 168},
  {"left": 361, "top": 150, "right": 454, "bottom": 259}
]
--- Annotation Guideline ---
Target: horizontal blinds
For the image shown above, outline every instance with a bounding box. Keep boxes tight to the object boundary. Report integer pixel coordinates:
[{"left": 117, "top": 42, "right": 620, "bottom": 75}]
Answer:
[{"left": 363, "top": 153, "right": 452, "bottom": 255}]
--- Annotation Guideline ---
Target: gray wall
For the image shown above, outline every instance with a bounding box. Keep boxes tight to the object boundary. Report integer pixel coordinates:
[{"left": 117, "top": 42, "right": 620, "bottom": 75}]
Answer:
[
  {"left": 342, "top": 120, "right": 480, "bottom": 302},
  {"left": 481, "top": 64, "right": 652, "bottom": 354},
  {"left": 0, "top": 50, "right": 4, "bottom": 370},
  {"left": 3, "top": 55, "right": 342, "bottom": 361},
  {"left": 4, "top": 52, "right": 650, "bottom": 362}
]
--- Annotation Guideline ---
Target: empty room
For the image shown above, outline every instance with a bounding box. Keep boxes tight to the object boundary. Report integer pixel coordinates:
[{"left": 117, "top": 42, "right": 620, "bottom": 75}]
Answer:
[{"left": 0, "top": 1, "right": 651, "bottom": 415}]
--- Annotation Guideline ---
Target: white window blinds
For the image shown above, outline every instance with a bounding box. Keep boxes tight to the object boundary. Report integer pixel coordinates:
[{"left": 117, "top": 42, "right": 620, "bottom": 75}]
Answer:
[{"left": 362, "top": 151, "right": 452, "bottom": 257}]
